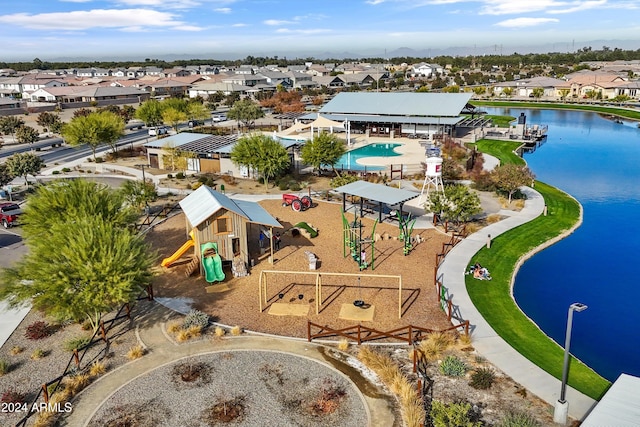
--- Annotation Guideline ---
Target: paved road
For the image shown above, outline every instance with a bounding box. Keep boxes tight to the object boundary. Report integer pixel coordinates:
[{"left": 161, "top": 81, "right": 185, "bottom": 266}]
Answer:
[{"left": 0, "top": 226, "right": 30, "bottom": 348}]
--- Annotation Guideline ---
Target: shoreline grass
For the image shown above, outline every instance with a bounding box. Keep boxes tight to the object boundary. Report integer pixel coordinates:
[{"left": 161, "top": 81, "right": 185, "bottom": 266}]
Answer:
[
  {"left": 472, "top": 100, "right": 640, "bottom": 121},
  {"left": 468, "top": 139, "right": 611, "bottom": 400}
]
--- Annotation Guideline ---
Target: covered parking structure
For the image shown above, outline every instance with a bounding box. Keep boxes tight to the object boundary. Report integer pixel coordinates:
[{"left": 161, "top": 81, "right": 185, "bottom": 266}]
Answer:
[{"left": 333, "top": 181, "right": 420, "bottom": 224}]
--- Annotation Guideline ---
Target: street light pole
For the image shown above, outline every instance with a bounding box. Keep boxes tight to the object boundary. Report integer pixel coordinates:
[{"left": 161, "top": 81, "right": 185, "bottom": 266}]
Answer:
[{"left": 553, "top": 302, "right": 588, "bottom": 425}]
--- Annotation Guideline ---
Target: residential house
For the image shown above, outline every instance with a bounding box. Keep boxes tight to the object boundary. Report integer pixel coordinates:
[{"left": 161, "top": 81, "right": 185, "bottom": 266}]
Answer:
[
  {"left": 221, "top": 73, "right": 267, "bottom": 87},
  {"left": 188, "top": 82, "right": 251, "bottom": 98},
  {"left": 256, "top": 70, "right": 292, "bottom": 88},
  {"left": 307, "top": 65, "right": 331, "bottom": 76},
  {"left": 162, "top": 67, "right": 191, "bottom": 78}
]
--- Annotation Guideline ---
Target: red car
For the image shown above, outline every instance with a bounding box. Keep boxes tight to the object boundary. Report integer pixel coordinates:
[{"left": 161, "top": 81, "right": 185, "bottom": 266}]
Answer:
[{"left": 0, "top": 202, "right": 22, "bottom": 228}]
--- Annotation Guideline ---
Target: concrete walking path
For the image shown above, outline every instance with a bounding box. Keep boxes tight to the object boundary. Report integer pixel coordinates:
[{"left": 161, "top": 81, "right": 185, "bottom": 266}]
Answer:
[
  {"left": 64, "top": 303, "right": 395, "bottom": 427},
  {"left": 437, "top": 186, "right": 597, "bottom": 421}
]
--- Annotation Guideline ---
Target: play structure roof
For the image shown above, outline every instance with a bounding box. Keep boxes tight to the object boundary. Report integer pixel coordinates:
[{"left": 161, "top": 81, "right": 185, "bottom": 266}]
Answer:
[
  {"left": 333, "top": 181, "right": 419, "bottom": 206},
  {"left": 179, "top": 185, "right": 282, "bottom": 228}
]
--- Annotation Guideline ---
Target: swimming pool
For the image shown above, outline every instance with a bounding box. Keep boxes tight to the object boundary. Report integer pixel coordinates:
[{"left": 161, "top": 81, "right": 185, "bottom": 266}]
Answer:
[{"left": 333, "top": 143, "right": 402, "bottom": 171}]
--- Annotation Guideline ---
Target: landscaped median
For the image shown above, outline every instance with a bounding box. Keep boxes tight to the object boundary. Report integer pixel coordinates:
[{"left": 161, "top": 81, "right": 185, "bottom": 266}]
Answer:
[{"left": 467, "top": 140, "right": 611, "bottom": 400}]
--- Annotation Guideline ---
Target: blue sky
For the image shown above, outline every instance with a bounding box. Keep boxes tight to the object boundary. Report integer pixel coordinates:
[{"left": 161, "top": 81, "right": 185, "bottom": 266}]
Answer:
[{"left": 1, "top": 0, "right": 639, "bottom": 61}]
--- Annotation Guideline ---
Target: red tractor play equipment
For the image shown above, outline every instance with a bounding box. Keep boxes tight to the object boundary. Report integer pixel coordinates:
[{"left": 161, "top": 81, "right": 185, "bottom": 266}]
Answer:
[{"left": 282, "top": 194, "right": 312, "bottom": 212}]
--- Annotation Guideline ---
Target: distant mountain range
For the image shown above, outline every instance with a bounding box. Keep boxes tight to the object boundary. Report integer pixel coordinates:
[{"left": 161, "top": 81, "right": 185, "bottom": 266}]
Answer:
[{"left": 42, "top": 39, "right": 640, "bottom": 63}]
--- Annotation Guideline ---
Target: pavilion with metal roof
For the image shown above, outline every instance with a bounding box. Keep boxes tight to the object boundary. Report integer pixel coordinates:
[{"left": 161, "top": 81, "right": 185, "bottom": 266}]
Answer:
[
  {"left": 299, "top": 92, "right": 473, "bottom": 139},
  {"left": 333, "top": 181, "right": 420, "bottom": 223}
]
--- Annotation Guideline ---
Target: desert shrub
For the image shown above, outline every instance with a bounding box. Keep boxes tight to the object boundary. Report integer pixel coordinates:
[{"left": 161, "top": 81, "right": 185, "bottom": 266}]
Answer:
[
  {"left": 337, "top": 339, "right": 350, "bottom": 351},
  {"left": 486, "top": 213, "right": 502, "bottom": 224},
  {"left": 10, "top": 346, "right": 24, "bottom": 355},
  {"left": 62, "top": 167, "right": 71, "bottom": 173},
  {"left": 191, "top": 182, "right": 203, "bottom": 190},
  {"left": 126, "top": 344, "right": 145, "bottom": 360},
  {"left": 89, "top": 361, "right": 107, "bottom": 377},
  {"left": 63, "top": 336, "right": 92, "bottom": 352},
  {"left": 278, "top": 180, "right": 289, "bottom": 190},
  {"left": 63, "top": 373, "right": 90, "bottom": 396},
  {"left": 1, "top": 388, "right": 27, "bottom": 404},
  {"left": 166, "top": 321, "right": 182, "bottom": 334},
  {"left": 25, "top": 321, "right": 55, "bottom": 340},
  {"left": 231, "top": 325, "right": 242, "bottom": 336},
  {"left": 469, "top": 367, "right": 496, "bottom": 389},
  {"left": 52, "top": 170, "right": 61, "bottom": 175},
  {"left": 94, "top": 157, "right": 104, "bottom": 163},
  {"left": 214, "top": 326, "right": 225, "bottom": 337},
  {"left": 289, "top": 181, "right": 301, "bottom": 191},
  {"left": 176, "top": 172, "right": 185, "bottom": 179},
  {"left": 31, "top": 349, "right": 47, "bottom": 360},
  {"left": 185, "top": 183, "right": 192, "bottom": 190},
  {"left": 439, "top": 355, "right": 467, "bottom": 377},
  {"left": 497, "top": 410, "right": 542, "bottom": 427},
  {"left": 419, "top": 332, "right": 454, "bottom": 361},
  {"left": 167, "top": 173, "right": 173, "bottom": 179},
  {"left": 430, "top": 400, "right": 481, "bottom": 427},
  {"left": 0, "top": 359, "right": 10, "bottom": 375},
  {"left": 182, "top": 309, "right": 209, "bottom": 330},
  {"left": 222, "top": 174, "right": 237, "bottom": 185},
  {"left": 330, "top": 174, "right": 359, "bottom": 188},
  {"left": 186, "top": 325, "right": 202, "bottom": 338}
]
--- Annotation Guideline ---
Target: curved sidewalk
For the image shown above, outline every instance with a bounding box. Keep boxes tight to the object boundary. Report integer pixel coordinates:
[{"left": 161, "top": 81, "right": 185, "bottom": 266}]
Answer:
[
  {"left": 63, "top": 302, "right": 395, "bottom": 427},
  {"left": 437, "top": 186, "right": 596, "bottom": 421}
]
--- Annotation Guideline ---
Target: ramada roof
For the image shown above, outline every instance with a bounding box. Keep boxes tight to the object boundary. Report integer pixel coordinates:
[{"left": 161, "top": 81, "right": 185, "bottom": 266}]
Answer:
[{"left": 320, "top": 92, "right": 472, "bottom": 118}]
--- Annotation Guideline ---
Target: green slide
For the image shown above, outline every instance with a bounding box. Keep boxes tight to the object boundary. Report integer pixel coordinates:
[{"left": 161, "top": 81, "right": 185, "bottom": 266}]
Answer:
[
  {"left": 294, "top": 222, "right": 318, "bottom": 238},
  {"left": 201, "top": 242, "right": 225, "bottom": 283}
]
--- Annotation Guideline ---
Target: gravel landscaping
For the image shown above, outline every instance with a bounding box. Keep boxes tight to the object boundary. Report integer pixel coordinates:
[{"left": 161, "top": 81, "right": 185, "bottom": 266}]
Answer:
[{"left": 86, "top": 351, "right": 369, "bottom": 427}]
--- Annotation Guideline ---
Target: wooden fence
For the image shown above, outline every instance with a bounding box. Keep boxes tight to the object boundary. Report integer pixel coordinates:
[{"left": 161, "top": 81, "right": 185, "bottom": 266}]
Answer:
[
  {"left": 14, "top": 286, "right": 153, "bottom": 427},
  {"left": 307, "top": 321, "right": 469, "bottom": 345}
]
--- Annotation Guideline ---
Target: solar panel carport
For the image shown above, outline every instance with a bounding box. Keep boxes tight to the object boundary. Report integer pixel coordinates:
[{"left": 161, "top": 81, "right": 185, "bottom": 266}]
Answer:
[{"left": 333, "top": 181, "right": 420, "bottom": 223}]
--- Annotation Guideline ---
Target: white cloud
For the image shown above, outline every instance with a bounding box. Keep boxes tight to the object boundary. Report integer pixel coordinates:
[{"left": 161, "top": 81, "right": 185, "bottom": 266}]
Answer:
[
  {"left": 365, "top": 0, "right": 386, "bottom": 4},
  {"left": 274, "top": 28, "right": 331, "bottom": 35},
  {"left": 232, "top": 23, "right": 248, "bottom": 27},
  {"left": 494, "top": 17, "right": 559, "bottom": 27},
  {"left": 480, "top": 0, "right": 609, "bottom": 15},
  {"left": 263, "top": 19, "right": 296, "bottom": 26},
  {"left": 215, "top": 8, "right": 232, "bottom": 13},
  {"left": 170, "top": 25, "right": 204, "bottom": 31},
  {"left": 0, "top": 9, "right": 182, "bottom": 30},
  {"left": 547, "top": 0, "right": 607, "bottom": 14}
]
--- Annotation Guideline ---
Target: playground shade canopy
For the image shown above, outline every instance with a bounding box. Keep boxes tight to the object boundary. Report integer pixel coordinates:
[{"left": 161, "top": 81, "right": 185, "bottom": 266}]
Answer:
[{"left": 333, "top": 181, "right": 419, "bottom": 207}]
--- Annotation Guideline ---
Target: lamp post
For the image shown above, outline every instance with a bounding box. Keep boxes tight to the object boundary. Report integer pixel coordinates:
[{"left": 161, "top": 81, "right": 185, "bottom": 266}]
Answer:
[
  {"left": 553, "top": 302, "right": 588, "bottom": 425},
  {"left": 134, "top": 164, "right": 150, "bottom": 184},
  {"left": 135, "top": 164, "right": 151, "bottom": 212}
]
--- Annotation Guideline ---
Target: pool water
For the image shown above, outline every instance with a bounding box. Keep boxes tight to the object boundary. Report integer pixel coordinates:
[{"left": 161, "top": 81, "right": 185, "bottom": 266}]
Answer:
[{"left": 333, "top": 143, "right": 402, "bottom": 171}]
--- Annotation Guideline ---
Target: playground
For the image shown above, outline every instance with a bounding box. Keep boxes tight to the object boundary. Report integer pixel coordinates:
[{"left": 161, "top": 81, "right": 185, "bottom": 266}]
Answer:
[{"left": 149, "top": 197, "right": 454, "bottom": 338}]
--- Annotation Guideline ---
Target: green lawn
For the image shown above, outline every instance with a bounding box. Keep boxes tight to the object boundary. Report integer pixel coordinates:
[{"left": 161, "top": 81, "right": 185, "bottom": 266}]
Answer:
[
  {"left": 472, "top": 100, "right": 640, "bottom": 121},
  {"left": 466, "top": 143, "right": 611, "bottom": 400},
  {"left": 471, "top": 139, "right": 524, "bottom": 166}
]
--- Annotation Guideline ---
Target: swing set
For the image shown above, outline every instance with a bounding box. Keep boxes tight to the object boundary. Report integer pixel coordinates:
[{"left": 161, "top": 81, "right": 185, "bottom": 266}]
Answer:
[{"left": 258, "top": 270, "right": 404, "bottom": 318}]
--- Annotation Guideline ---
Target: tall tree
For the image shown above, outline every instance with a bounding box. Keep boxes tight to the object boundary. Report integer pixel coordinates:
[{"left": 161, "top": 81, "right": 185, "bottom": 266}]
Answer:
[
  {"left": 135, "top": 99, "right": 163, "bottom": 126},
  {"left": 119, "top": 180, "right": 157, "bottom": 210},
  {"left": 187, "top": 101, "right": 210, "bottom": 123},
  {"left": 162, "top": 107, "right": 187, "bottom": 132},
  {"left": 0, "top": 116, "right": 25, "bottom": 140},
  {"left": 0, "top": 163, "right": 13, "bottom": 187},
  {"left": 36, "top": 111, "right": 63, "bottom": 135},
  {"left": 227, "top": 99, "right": 265, "bottom": 130},
  {"left": 62, "top": 111, "right": 124, "bottom": 160},
  {"left": 0, "top": 179, "right": 154, "bottom": 330},
  {"left": 300, "top": 131, "right": 346, "bottom": 176},
  {"left": 231, "top": 133, "right": 289, "bottom": 190},
  {"left": 423, "top": 184, "right": 482, "bottom": 224},
  {"left": 5, "top": 152, "right": 44, "bottom": 185},
  {"left": 491, "top": 164, "right": 535, "bottom": 204},
  {"left": 15, "top": 125, "right": 40, "bottom": 146}
]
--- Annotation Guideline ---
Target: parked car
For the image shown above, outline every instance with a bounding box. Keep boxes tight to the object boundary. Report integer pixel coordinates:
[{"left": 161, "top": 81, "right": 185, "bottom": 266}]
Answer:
[
  {"left": 212, "top": 114, "right": 227, "bottom": 123},
  {"left": 148, "top": 126, "right": 168, "bottom": 136},
  {"left": 0, "top": 202, "right": 22, "bottom": 228}
]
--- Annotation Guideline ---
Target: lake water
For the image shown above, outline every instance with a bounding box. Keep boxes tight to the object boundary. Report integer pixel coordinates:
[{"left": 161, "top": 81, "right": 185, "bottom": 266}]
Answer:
[{"left": 484, "top": 107, "right": 640, "bottom": 382}]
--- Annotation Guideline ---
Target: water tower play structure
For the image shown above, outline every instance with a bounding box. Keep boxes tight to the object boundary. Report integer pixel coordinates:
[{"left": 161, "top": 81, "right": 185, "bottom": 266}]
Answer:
[{"left": 418, "top": 146, "right": 444, "bottom": 204}]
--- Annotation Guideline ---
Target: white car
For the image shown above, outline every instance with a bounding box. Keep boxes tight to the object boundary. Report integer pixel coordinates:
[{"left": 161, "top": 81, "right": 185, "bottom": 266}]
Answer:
[
  {"left": 148, "top": 126, "right": 168, "bottom": 136},
  {"left": 212, "top": 114, "right": 227, "bottom": 123}
]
